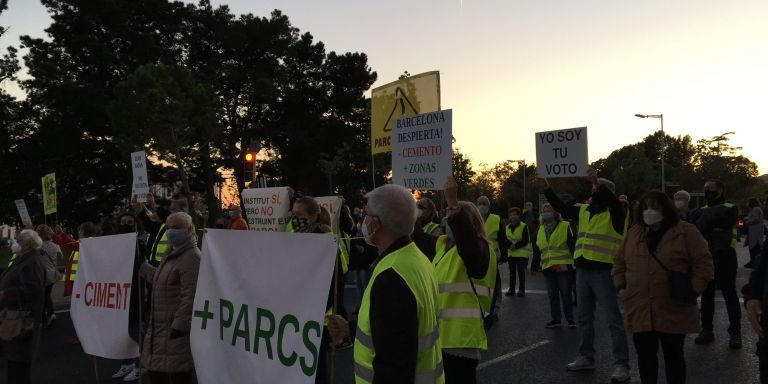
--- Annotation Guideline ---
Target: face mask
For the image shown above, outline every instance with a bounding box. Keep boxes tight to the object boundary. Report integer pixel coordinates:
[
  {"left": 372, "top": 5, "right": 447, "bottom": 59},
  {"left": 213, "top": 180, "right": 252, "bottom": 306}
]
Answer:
[
  {"left": 362, "top": 216, "right": 376, "bottom": 246},
  {"left": 229, "top": 210, "right": 238, "bottom": 218},
  {"left": 118, "top": 224, "right": 135, "bottom": 234},
  {"left": 643, "top": 209, "right": 664, "bottom": 225},
  {"left": 10, "top": 240, "right": 22, "bottom": 254},
  {"left": 674, "top": 200, "right": 686, "bottom": 209},
  {"left": 215, "top": 224, "right": 224, "bottom": 229},
  {"left": 291, "top": 216, "right": 310, "bottom": 232},
  {"left": 541, "top": 212, "right": 554, "bottom": 222},
  {"left": 509, "top": 215, "right": 520, "bottom": 224},
  {"left": 704, "top": 191, "right": 719, "bottom": 204},
  {"left": 476, "top": 205, "right": 489, "bottom": 216},
  {"left": 166, "top": 228, "right": 189, "bottom": 247}
]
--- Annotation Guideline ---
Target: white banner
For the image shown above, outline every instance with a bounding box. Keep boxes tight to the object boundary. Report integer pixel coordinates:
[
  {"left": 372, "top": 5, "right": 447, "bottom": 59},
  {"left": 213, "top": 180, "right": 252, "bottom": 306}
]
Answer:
[
  {"left": 241, "top": 187, "right": 292, "bottom": 232},
  {"left": 191, "top": 230, "right": 338, "bottom": 384},
  {"left": 392, "top": 109, "right": 453, "bottom": 190},
  {"left": 71, "top": 233, "right": 139, "bottom": 359},
  {"left": 315, "top": 196, "right": 342, "bottom": 234},
  {"left": 131, "top": 151, "right": 150, "bottom": 203},
  {"left": 14, "top": 199, "right": 32, "bottom": 227},
  {"left": 535, "top": 127, "right": 589, "bottom": 178}
]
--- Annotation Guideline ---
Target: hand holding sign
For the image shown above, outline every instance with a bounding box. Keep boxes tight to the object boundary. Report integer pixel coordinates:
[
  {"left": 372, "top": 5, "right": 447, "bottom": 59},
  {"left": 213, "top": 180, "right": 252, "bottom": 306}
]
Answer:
[{"left": 585, "top": 167, "right": 599, "bottom": 186}]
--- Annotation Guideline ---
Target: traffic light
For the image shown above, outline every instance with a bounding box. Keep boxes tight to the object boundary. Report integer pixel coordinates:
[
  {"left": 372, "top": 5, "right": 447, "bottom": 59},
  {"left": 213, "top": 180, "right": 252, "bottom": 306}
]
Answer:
[{"left": 243, "top": 149, "right": 256, "bottom": 183}]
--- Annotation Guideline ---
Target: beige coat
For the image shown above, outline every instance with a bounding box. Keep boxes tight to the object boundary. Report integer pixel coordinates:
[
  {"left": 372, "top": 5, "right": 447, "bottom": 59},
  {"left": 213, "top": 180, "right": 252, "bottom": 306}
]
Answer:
[
  {"left": 612, "top": 221, "right": 713, "bottom": 334},
  {"left": 139, "top": 238, "right": 200, "bottom": 372}
]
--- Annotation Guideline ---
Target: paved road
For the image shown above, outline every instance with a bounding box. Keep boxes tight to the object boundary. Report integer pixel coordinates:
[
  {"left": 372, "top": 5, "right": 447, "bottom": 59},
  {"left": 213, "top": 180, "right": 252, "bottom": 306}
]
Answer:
[{"left": 3, "top": 246, "right": 760, "bottom": 383}]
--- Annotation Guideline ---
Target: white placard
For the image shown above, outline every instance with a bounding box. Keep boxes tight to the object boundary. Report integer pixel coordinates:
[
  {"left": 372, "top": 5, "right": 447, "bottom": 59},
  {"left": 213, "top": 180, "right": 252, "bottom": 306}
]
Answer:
[
  {"left": 131, "top": 151, "right": 150, "bottom": 203},
  {"left": 191, "top": 230, "right": 338, "bottom": 384},
  {"left": 315, "top": 196, "right": 342, "bottom": 234},
  {"left": 241, "top": 187, "right": 292, "bottom": 231},
  {"left": 14, "top": 199, "right": 32, "bottom": 227},
  {"left": 392, "top": 109, "right": 453, "bottom": 190},
  {"left": 70, "top": 233, "right": 139, "bottom": 359},
  {"left": 535, "top": 127, "right": 589, "bottom": 178}
]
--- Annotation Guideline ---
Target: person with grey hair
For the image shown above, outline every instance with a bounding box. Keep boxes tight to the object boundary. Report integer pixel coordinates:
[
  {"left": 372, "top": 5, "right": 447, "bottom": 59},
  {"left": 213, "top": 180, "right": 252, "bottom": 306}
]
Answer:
[
  {"left": 327, "top": 183, "right": 443, "bottom": 383},
  {"left": 539, "top": 168, "right": 631, "bottom": 383},
  {"left": 673, "top": 190, "right": 692, "bottom": 221},
  {"left": 0, "top": 229, "right": 47, "bottom": 384},
  {"left": 139, "top": 211, "right": 200, "bottom": 384},
  {"left": 35, "top": 224, "right": 62, "bottom": 328}
]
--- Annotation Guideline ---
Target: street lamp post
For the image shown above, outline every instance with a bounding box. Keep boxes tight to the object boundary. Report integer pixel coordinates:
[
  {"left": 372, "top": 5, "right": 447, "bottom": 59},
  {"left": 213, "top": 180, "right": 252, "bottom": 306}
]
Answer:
[{"left": 634, "top": 113, "right": 665, "bottom": 192}]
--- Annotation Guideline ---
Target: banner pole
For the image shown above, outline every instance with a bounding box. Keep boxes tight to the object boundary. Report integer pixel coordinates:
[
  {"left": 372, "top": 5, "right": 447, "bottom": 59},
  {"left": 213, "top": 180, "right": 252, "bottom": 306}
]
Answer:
[
  {"left": 92, "top": 356, "right": 100, "bottom": 383},
  {"left": 137, "top": 240, "right": 144, "bottom": 384},
  {"left": 330, "top": 249, "right": 341, "bottom": 384},
  {"left": 371, "top": 153, "right": 376, "bottom": 189}
]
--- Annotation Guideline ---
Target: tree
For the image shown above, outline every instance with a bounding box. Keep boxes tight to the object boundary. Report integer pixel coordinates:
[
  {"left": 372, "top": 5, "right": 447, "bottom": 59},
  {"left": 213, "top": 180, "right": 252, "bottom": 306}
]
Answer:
[{"left": 109, "top": 63, "right": 222, "bottom": 224}]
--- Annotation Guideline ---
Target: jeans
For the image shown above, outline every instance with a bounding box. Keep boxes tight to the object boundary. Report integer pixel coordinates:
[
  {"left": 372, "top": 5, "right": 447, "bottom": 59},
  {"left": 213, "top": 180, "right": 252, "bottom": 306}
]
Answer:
[
  {"left": 632, "top": 332, "right": 686, "bottom": 384},
  {"left": 544, "top": 269, "right": 574, "bottom": 322},
  {"left": 507, "top": 258, "right": 527, "bottom": 293},
  {"left": 700, "top": 248, "right": 742, "bottom": 335},
  {"left": 758, "top": 337, "right": 768, "bottom": 383},
  {"left": 576, "top": 268, "right": 630, "bottom": 367}
]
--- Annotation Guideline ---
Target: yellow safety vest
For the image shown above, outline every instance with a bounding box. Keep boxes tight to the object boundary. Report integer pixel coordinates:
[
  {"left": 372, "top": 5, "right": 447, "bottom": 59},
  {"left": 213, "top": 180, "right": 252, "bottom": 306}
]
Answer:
[
  {"left": 505, "top": 223, "right": 532, "bottom": 259},
  {"left": 702, "top": 203, "right": 739, "bottom": 249},
  {"left": 423, "top": 222, "right": 441, "bottom": 236},
  {"left": 339, "top": 231, "right": 350, "bottom": 274},
  {"left": 64, "top": 251, "right": 79, "bottom": 282},
  {"left": 7, "top": 253, "right": 16, "bottom": 267},
  {"left": 537, "top": 221, "right": 573, "bottom": 270},
  {"left": 354, "top": 242, "right": 444, "bottom": 384},
  {"left": 150, "top": 224, "right": 170, "bottom": 263},
  {"left": 484, "top": 213, "right": 501, "bottom": 258},
  {"left": 574, "top": 204, "right": 625, "bottom": 264},
  {"left": 432, "top": 235, "right": 496, "bottom": 350}
]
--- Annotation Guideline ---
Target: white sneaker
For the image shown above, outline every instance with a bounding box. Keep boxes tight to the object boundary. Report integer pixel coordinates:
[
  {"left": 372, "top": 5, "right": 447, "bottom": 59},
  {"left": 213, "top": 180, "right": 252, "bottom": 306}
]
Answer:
[
  {"left": 566, "top": 356, "right": 595, "bottom": 371},
  {"left": 610, "top": 365, "right": 631, "bottom": 383},
  {"left": 123, "top": 367, "right": 146, "bottom": 382},
  {"left": 112, "top": 365, "right": 134, "bottom": 379},
  {"left": 46, "top": 313, "right": 57, "bottom": 327}
]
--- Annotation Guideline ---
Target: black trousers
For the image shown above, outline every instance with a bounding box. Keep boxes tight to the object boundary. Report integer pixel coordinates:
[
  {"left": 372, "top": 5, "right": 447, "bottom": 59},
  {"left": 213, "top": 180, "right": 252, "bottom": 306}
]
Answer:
[
  {"left": 44, "top": 283, "right": 54, "bottom": 319},
  {"left": 147, "top": 370, "right": 194, "bottom": 384},
  {"left": 442, "top": 352, "right": 478, "bottom": 384},
  {"left": 632, "top": 332, "right": 686, "bottom": 384},
  {"left": 507, "top": 258, "right": 527, "bottom": 293},
  {"left": 758, "top": 337, "right": 768, "bottom": 383},
  {"left": 7, "top": 360, "right": 31, "bottom": 384},
  {"left": 700, "top": 248, "right": 742, "bottom": 335}
]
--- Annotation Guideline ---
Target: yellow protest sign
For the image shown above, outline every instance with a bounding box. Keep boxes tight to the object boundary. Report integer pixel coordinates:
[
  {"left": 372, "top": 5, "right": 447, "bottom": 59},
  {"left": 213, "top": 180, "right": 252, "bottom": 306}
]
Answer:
[
  {"left": 371, "top": 71, "right": 440, "bottom": 154},
  {"left": 42, "top": 173, "right": 57, "bottom": 215}
]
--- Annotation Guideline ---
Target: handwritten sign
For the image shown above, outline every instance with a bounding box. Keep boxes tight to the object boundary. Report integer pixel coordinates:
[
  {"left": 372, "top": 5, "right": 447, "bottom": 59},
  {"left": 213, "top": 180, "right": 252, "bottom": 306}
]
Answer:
[
  {"left": 14, "top": 199, "right": 32, "bottom": 227},
  {"left": 131, "top": 151, "right": 150, "bottom": 202},
  {"left": 241, "top": 187, "right": 291, "bottom": 232},
  {"left": 392, "top": 109, "right": 453, "bottom": 190},
  {"left": 535, "top": 127, "right": 588, "bottom": 178}
]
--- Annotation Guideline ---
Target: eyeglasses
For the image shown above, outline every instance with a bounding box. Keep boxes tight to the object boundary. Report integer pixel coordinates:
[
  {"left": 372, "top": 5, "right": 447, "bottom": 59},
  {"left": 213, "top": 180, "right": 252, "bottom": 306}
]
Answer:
[{"left": 417, "top": 205, "right": 428, "bottom": 210}]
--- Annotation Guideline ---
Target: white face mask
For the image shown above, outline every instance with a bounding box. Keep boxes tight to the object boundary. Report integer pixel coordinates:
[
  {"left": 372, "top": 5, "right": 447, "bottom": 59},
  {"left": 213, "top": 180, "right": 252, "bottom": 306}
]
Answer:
[
  {"left": 362, "top": 216, "right": 376, "bottom": 247},
  {"left": 10, "top": 240, "right": 22, "bottom": 254},
  {"left": 643, "top": 209, "right": 664, "bottom": 225},
  {"left": 674, "top": 200, "right": 686, "bottom": 209}
]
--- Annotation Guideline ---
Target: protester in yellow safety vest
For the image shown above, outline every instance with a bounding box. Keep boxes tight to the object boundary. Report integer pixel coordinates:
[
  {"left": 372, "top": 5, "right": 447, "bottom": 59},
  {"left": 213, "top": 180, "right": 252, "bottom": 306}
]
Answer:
[
  {"left": 289, "top": 196, "right": 348, "bottom": 384},
  {"left": 504, "top": 207, "right": 532, "bottom": 297},
  {"left": 690, "top": 179, "right": 742, "bottom": 348},
  {"left": 132, "top": 194, "right": 188, "bottom": 265},
  {"left": 411, "top": 177, "right": 495, "bottom": 384},
  {"left": 537, "top": 203, "right": 576, "bottom": 328},
  {"left": 475, "top": 195, "right": 505, "bottom": 329},
  {"left": 63, "top": 222, "right": 100, "bottom": 297},
  {"left": 417, "top": 198, "right": 443, "bottom": 236},
  {"left": 328, "top": 183, "right": 443, "bottom": 384},
  {"left": 540, "top": 168, "right": 631, "bottom": 383}
]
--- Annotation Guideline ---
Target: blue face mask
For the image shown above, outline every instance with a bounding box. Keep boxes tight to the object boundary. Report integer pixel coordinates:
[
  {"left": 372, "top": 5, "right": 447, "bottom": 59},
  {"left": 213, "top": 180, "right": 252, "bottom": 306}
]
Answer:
[
  {"left": 444, "top": 224, "right": 453, "bottom": 239},
  {"left": 541, "top": 212, "right": 554, "bottom": 222},
  {"left": 476, "top": 205, "right": 489, "bottom": 216},
  {"left": 166, "top": 228, "right": 189, "bottom": 247}
]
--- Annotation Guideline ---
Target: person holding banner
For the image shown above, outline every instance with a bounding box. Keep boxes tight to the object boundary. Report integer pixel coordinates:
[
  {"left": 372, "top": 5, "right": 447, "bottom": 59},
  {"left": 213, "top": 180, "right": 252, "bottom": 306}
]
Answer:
[
  {"left": 411, "top": 177, "right": 495, "bottom": 384},
  {"left": 540, "top": 169, "right": 631, "bottom": 383},
  {"left": 0, "top": 229, "right": 47, "bottom": 384},
  {"left": 328, "top": 183, "right": 444, "bottom": 383},
  {"left": 138, "top": 212, "right": 200, "bottom": 384}
]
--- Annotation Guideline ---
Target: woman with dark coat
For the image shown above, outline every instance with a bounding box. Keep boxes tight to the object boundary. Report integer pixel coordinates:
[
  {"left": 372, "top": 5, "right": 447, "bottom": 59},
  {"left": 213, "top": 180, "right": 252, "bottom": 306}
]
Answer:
[{"left": 0, "top": 229, "right": 47, "bottom": 384}]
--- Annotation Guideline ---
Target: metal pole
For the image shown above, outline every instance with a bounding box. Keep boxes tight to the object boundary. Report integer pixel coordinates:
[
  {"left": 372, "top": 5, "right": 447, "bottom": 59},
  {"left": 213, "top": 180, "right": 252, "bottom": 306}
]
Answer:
[
  {"left": 660, "top": 114, "right": 665, "bottom": 193},
  {"left": 371, "top": 153, "right": 376, "bottom": 189},
  {"left": 522, "top": 161, "right": 526, "bottom": 205}
]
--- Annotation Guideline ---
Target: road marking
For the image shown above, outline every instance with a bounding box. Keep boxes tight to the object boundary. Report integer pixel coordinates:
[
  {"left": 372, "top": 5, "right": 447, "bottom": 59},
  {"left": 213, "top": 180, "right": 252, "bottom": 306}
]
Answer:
[{"left": 477, "top": 339, "right": 551, "bottom": 370}]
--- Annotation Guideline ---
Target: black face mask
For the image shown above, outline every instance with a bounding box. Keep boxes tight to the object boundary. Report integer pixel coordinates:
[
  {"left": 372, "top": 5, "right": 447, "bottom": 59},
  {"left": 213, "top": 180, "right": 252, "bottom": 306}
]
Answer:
[
  {"left": 291, "top": 216, "right": 310, "bottom": 232},
  {"left": 118, "top": 224, "right": 136, "bottom": 234},
  {"left": 704, "top": 190, "right": 720, "bottom": 204},
  {"left": 214, "top": 224, "right": 224, "bottom": 229}
]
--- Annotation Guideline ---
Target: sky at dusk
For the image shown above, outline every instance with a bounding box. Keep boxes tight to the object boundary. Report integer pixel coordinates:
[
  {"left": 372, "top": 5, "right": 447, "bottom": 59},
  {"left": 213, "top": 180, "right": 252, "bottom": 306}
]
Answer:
[{"left": 2, "top": 0, "right": 767, "bottom": 175}]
